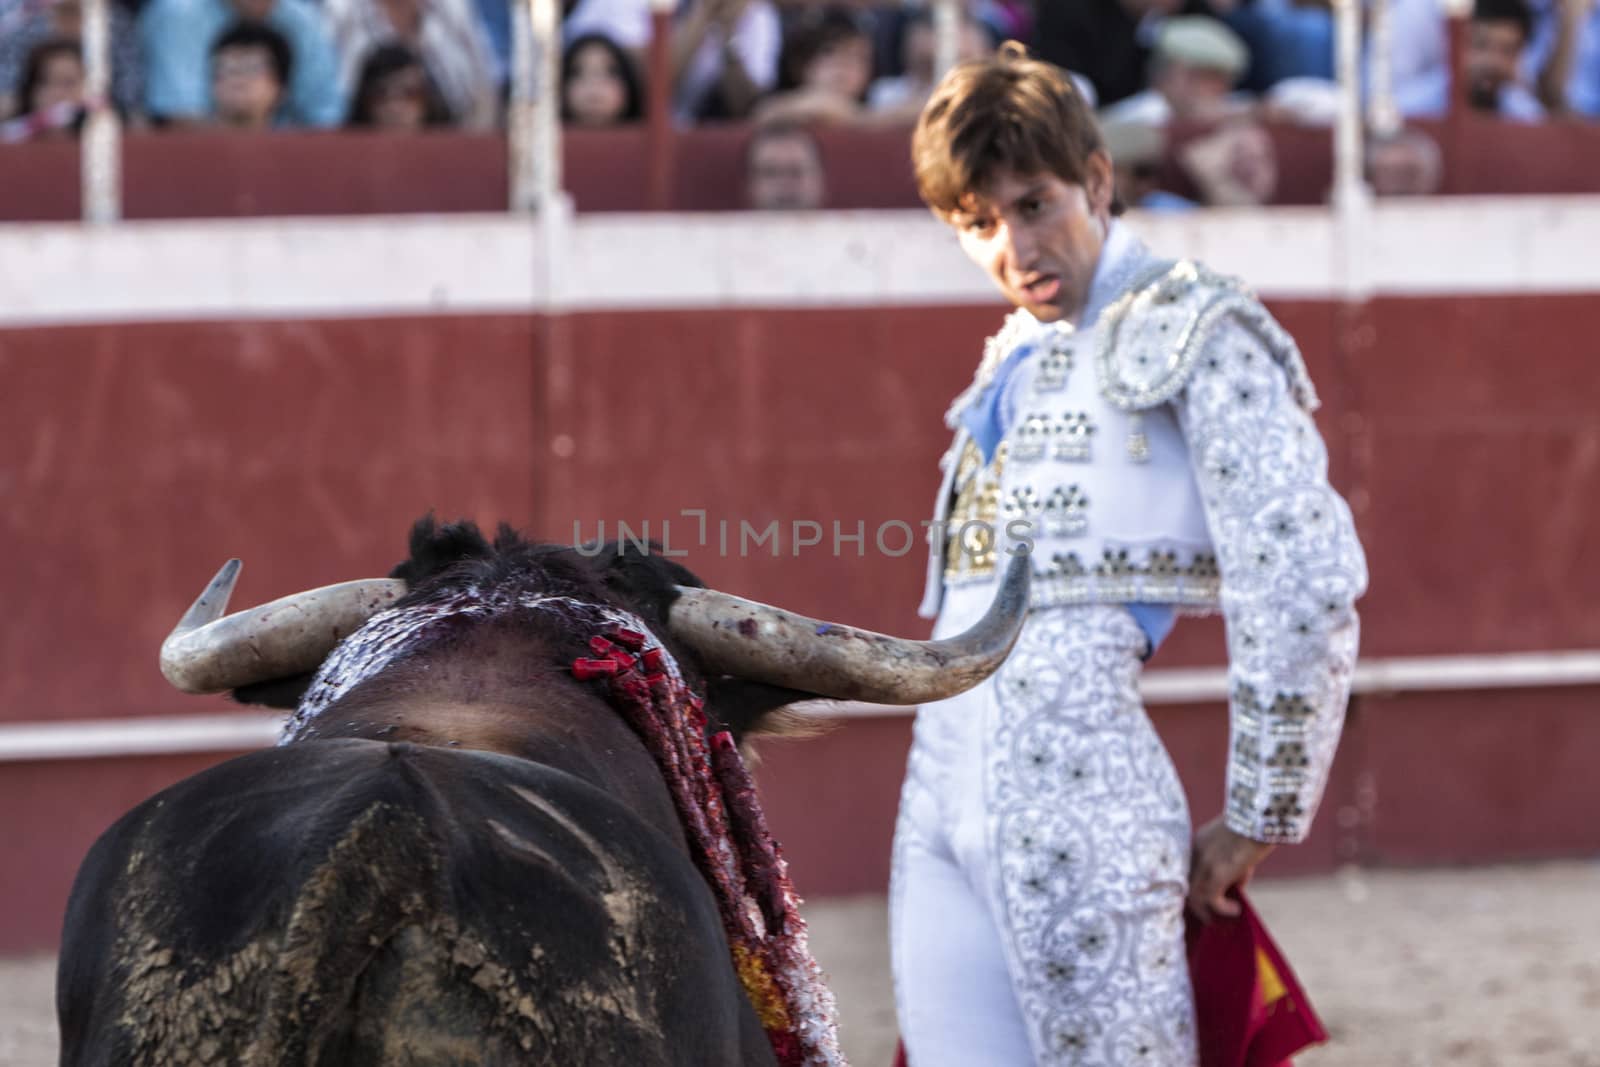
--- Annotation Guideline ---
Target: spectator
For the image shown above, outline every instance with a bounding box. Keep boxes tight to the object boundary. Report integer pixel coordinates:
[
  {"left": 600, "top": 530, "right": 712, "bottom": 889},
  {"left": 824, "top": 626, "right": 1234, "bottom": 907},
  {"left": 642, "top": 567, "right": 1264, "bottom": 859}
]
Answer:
[
  {"left": 472, "top": 0, "right": 512, "bottom": 90},
  {"left": 1382, "top": 0, "right": 1451, "bottom": 117},
  {"left": 1176, "top": 116, "right": 1279, "bottom": 205},
  {"left": 347, "top": 42, "right": 452, "bottom": 127},
  {"left": 564, "top": 0, "right": 650, "bottom": 51},
  {"left": 210, "top": 20, "right": 291, "bottom": 129},
  {"left": 1222, "top": 0, "right": 1334, "bottom": 93},
  {"left": 1517, "top": 0, "right": 1579, "bottom": 112},
  {"left": 1555, "top": 3, "right": 1600, "bottom": 115},
  {"left": 974, "top": 0, "right": 1032, "bottom": 40},
  {"left": 752, "top": 8, "right": 874, "bottom": 125},
  {"left": 1101, "top": 117, "right": 1199, "bottom": 211},
  {"left": 562, "top": 0, "right": 781, "bottom": 122},
  {"left": 866, "top": 1, "right": 1006, "bottom": 76},
  {"left": 0, "top": 0, "right": 145, "bottom": 120},
  {"left": 138, "top": 0, "right": 343, "bottom": 126},
  {"left": 671, "top": 0, "right": 782, "bottom": 121},
  {"left": 324, "top": 0, "right": 499, "bottom": 129},
  {"left": 1033, "top": 0, "right": 1192, "bottom": 109},
  {"left": 3, "top": 36, "right": 85, "bottom": 139},
  {"left": 1366, "top": 126, "right": 1444, "bottom": 195},
  {"left": 744, "top": 119, "right": 825, "bottom": 209},
  {"left": 1385, "top": 0, "right": 1544, "bottom": 119},
  {"left": 561, "top": 32, "right": 643, "bottom": 126},
  {"left": 1260, "top": 74, "right": 1340, "bottom": 123},
  {"left": 866, "top": 9, "right": 994, "bottom": 122},
  {"left": 1465, "top": 0, "right": 1544, "bottom": 117},
  {"left": 1099, "top": 15, "right": 1252, "bottom": 124}
]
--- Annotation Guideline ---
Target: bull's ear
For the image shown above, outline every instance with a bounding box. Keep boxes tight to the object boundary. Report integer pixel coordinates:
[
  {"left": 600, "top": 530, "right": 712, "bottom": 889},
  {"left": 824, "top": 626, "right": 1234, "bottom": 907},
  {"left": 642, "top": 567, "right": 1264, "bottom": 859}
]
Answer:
[
  {"left": 230, "top": 672, "right": 316, "bottom": 710},
  {"left": 705, "top": 677, "right": 829, "bottom": 742}
]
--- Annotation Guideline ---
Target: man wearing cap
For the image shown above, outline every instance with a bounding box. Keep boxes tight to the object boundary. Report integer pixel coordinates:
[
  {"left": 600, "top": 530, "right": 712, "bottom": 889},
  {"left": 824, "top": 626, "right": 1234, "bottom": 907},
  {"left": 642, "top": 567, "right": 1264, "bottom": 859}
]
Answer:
[{"left": 1099, "top": 15, "right": 1253, "bottom": 125}]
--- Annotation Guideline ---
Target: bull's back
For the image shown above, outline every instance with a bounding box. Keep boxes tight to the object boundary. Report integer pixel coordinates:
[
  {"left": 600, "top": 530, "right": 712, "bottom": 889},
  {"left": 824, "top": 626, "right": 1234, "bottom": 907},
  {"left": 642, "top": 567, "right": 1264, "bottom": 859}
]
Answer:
[{"left": 58, "top": 738, "right": 774, "bottom": 1066}]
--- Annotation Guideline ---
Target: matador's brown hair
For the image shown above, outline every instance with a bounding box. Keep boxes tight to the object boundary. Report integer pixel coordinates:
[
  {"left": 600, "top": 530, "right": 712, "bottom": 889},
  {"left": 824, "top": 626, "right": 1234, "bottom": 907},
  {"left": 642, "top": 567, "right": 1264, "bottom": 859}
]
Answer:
[{"left": 912, "top": 41, "right": 1106, "bottom": 214}]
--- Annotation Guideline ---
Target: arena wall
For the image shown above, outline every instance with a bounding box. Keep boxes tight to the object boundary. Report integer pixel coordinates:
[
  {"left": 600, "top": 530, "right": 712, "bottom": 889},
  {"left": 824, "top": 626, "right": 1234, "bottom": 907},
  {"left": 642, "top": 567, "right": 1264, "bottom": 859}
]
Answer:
[{"left": 2, "top": 201, "right": 1597, "bottom": 953}]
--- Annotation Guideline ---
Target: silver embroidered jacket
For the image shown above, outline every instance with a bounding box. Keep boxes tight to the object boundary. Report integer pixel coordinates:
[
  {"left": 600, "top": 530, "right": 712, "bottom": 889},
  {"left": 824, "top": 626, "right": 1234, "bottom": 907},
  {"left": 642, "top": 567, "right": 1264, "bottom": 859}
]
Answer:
[{"left": 920, "top": 224, "right": 1369, "bottom": 844}]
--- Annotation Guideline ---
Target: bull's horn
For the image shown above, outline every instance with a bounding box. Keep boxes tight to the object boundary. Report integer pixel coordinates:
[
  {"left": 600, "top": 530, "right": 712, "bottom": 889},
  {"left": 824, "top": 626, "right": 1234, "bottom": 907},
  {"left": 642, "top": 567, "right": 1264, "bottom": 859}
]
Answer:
[
  {"left": 667, "top": 551, "right": 1030, "bottom": 705},
  {"left": 159, "top": 561, "right": 407, "bottom": 694}
]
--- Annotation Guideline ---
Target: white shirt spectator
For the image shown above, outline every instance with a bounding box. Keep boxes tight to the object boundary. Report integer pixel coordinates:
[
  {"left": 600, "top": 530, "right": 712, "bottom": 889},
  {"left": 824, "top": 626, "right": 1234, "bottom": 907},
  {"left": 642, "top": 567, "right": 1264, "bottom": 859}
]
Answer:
[
  {"left": 1098, "top": 87, "right": 1256, "bottom": 125},
  {"left": 866, "top": 75, "right": 918, "bottom": 111},
  {"left": 1097, "top": 88, "right": 1173, "bottom": 125},
  {"left": 1378, "top": 0, "right": 1451, "bottom": 115}
]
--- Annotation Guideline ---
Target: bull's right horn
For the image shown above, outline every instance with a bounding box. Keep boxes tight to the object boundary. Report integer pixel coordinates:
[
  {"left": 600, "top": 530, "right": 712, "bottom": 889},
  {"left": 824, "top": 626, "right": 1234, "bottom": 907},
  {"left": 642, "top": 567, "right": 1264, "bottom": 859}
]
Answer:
[
  {"left": 667, "top": 550, "right": 1031, "bottom": 705},
  {"left": 159, "top": 561, "right": 406, "bottom": 694}
]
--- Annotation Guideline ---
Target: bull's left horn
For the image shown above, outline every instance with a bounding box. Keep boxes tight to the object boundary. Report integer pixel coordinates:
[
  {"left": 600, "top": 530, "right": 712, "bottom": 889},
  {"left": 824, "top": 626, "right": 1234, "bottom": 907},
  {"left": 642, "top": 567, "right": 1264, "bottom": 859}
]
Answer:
[
  {"left": 666, "top": 551, "right": 1030, "bottom": 705},
  {"left": 159, "top": 561, "right": 407, "bottom": 694}
]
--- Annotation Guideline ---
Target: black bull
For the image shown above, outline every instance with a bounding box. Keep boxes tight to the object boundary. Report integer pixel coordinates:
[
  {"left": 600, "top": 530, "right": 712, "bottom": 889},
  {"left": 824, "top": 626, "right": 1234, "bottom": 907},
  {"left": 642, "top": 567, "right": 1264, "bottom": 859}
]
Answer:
[
  {"left": 59, "top": 739, "right": 772, "bottom": 1064},
  {"left": 56, "top": 519, "right": 1027, "bottom": 1065}
]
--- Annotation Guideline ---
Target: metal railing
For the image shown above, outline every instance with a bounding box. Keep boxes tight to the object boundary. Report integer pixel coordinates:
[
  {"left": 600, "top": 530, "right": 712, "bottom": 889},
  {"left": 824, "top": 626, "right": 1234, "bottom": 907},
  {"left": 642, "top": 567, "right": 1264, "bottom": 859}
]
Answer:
[
  {"left": 1368, "top": 0, "right": 1402, "bottom": 136},
  {"left": 80, "top": 0, "right": 119, "bottom": 222},
  {"left": 1333, "top": 0, "right": 1370, "bottom": 213},
  {"left": 508, "top": 0, "right": 565, "bottom": 216},
  {"left": 932, "top": 0, "right": 961, "bottom": 83}
]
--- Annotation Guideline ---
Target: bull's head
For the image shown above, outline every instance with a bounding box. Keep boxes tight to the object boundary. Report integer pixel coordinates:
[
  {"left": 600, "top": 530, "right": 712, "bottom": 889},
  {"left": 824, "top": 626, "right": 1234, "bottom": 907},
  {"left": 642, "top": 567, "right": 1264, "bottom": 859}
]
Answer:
[{"left": 158, "top": 518, "right": 1029, "bottom": 724}]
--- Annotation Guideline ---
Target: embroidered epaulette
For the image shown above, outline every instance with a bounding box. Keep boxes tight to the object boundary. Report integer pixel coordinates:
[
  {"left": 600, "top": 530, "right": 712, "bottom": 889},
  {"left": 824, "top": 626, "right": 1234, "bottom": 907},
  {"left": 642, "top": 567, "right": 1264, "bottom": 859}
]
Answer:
[{"left": 1093, "top": 260, "right": 1319, "bottom": 414}]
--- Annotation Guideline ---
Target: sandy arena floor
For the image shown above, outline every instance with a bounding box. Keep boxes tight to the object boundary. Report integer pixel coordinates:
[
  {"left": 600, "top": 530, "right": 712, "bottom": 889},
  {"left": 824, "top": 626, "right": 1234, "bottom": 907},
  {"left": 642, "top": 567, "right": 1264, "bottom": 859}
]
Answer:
[{"left": 6, "top": 862, "right": 1598, "bottom": 1066}]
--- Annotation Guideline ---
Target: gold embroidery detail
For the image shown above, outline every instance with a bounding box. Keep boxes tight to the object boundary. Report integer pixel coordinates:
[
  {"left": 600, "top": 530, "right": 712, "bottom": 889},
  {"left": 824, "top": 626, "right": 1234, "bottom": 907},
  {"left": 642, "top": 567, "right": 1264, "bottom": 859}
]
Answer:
[{"left": 944, "top": 440, "right": 1007, "bottom": 580}]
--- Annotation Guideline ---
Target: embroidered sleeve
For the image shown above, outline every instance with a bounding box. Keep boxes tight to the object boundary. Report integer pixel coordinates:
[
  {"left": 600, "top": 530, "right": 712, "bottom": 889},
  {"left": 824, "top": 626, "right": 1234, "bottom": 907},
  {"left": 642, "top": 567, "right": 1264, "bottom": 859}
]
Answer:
[{"left": 1174, "top": 310, "right": 1368, "bottom": 845}]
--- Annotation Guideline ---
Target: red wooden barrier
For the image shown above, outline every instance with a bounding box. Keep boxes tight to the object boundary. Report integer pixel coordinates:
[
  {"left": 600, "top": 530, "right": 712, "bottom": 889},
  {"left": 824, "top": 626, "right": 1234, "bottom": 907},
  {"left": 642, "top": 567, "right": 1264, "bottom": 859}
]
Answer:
[
  {"left": 3, "top": 292, "right": 1599, "bottom": 952},
  {"left": 4, "top": 117, "right": 1598, "bottom": 223}
]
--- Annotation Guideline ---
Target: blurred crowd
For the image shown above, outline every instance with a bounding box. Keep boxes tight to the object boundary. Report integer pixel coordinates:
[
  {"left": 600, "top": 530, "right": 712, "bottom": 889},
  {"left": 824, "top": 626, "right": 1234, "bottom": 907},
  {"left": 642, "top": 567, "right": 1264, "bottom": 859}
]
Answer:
[{"left": 2, "top": 0, "right": 1596, "bottom": 205}]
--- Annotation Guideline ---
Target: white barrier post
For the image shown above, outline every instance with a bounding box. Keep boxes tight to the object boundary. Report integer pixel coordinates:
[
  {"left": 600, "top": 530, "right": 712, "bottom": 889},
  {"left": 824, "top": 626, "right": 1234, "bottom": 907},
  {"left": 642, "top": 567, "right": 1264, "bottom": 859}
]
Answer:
[
  {"left": 531, "top": 0, "right": 562, "bottom": 214},
  {"left": 80, "top": 0, "right": 120, "bottom": 223},
  {"left": 1332, "top": 0, "right": 1373, "bottom": 304},
  {"left": 510, "top": 0, "right": 563, "bottom": 214},
  {"left": 1333, "top": 0, "right": 1371, "bottom": 213},
  {"left": 932, "top": 0, "right": 960, "bottom": 81},
  {"left": 1368, "top": 0, "right": 1402, "bottom": 136},
  {"left": 509, "top": 0, "right": 536, "bottom": 212}
]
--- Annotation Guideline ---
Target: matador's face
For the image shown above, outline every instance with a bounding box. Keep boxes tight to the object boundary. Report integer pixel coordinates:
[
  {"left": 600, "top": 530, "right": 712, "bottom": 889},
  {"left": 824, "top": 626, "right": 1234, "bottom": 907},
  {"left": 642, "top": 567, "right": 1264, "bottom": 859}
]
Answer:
[{"left": 944, "top": 159, "right": 1113, "bottom": 325}]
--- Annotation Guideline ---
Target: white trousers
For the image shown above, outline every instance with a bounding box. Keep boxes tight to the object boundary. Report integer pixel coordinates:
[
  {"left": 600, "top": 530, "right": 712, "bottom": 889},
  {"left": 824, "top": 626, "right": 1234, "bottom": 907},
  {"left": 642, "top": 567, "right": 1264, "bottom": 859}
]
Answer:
[{"left": 890, "top": 604, "right": 1198, "bottom": 1066}]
